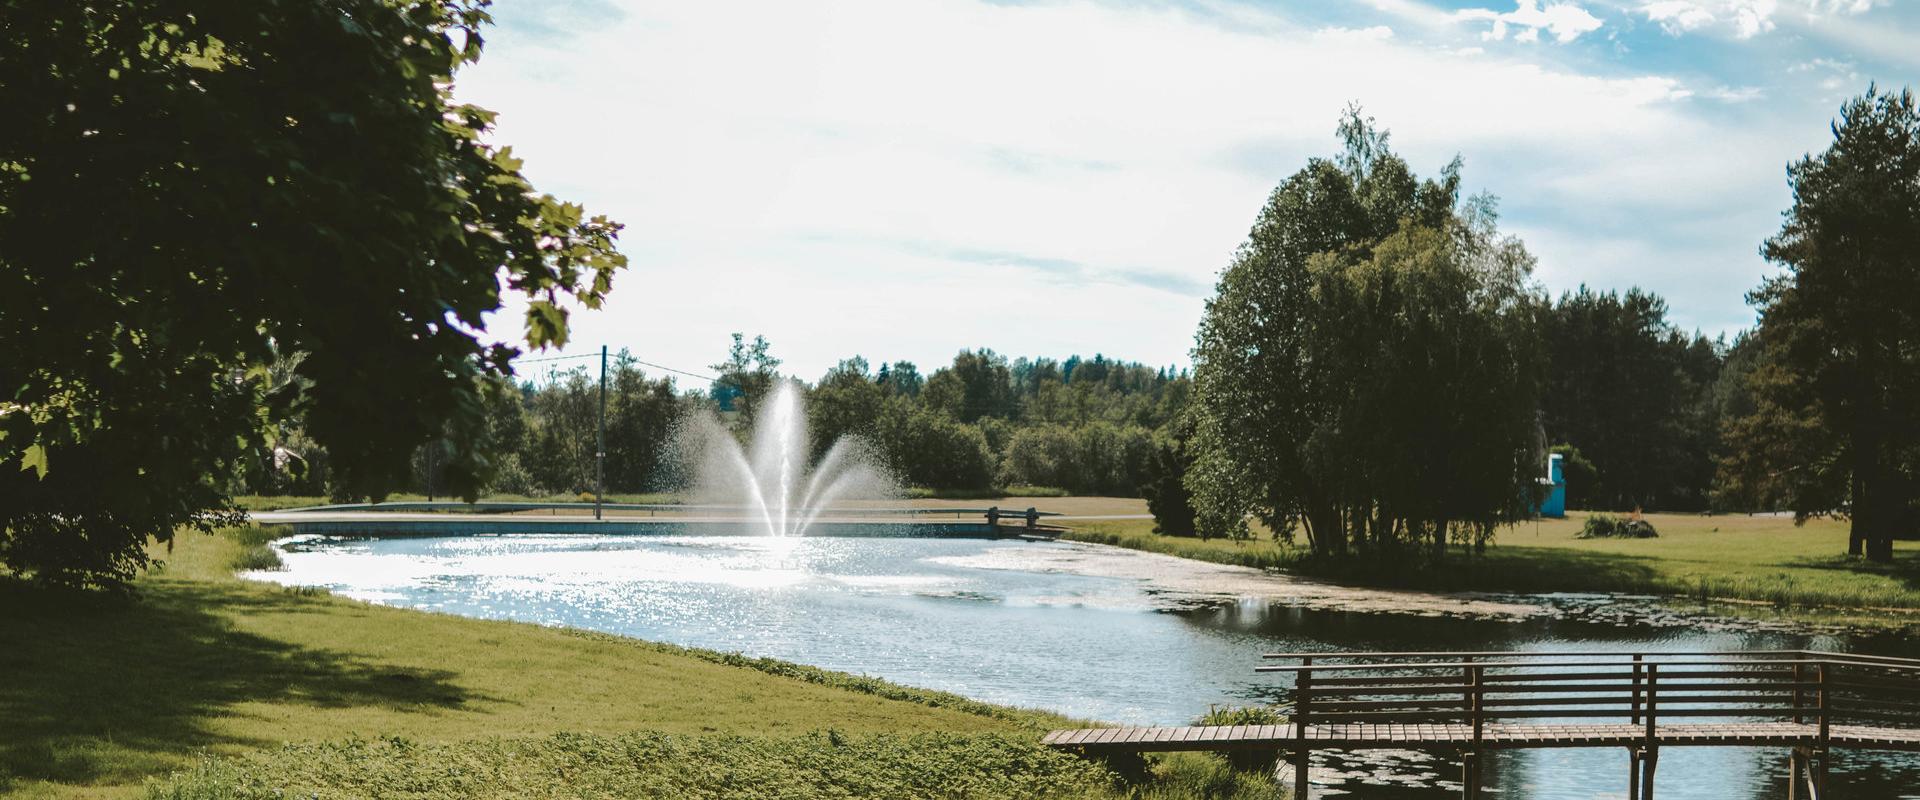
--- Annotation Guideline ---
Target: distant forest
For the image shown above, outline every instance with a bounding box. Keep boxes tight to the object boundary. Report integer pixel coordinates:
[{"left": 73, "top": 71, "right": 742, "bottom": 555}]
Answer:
[{"left": 234, "top": 282, "right": 1756, "bottom": 517}]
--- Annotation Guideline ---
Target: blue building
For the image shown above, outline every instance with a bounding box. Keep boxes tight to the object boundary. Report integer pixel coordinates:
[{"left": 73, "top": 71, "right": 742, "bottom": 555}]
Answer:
[{"left": 1536, "top": 452, "right": 1567, "bottom": 518}]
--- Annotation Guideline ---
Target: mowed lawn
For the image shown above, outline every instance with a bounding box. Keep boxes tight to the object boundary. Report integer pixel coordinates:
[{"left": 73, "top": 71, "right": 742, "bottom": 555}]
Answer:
[
  {"left": 1066, "top": 511, "right": 1920, "bottom": 612},
  {"left": 0, "top": 527, "right": 1079, "bottom": 799}
]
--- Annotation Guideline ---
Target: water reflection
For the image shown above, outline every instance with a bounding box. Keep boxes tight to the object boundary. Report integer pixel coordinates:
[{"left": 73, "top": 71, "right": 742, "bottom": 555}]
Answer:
[{"left": 256, "top": 534, "right": 1920, "bottom": 799}]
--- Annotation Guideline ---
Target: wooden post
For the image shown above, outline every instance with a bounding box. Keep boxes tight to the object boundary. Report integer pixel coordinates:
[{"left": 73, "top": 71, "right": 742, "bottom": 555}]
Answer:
[
  {"left": 1294, "top": 658, "right": 1312, "bottom": 800},
  {"left": 1815, "top": 663, "right": 1829, "bottom": 746},
  {"left": 1631, "top": 654, "right": 1644, "bottom": 725},
  {"left": 1787, "top": 747, "right": 1805, "bottom": 800},
  {"left": 1641, "top": 664, "right": 1658, "bottom": 800},
  {"left": 1628, "top": 748, "right": 1642, "bottom": 799},
  {"left": 1792, "top": 660, "right": 1806, "bottom": 725},
  {"left": 1463, "top": 661, "right": 1484, "bottom": 800},
  {"left": 1812, "top": 663, "right": 1828, "bottom": 797},
  {"left": 1462, "top": 655, "right": 1476, "bottom": 724}
]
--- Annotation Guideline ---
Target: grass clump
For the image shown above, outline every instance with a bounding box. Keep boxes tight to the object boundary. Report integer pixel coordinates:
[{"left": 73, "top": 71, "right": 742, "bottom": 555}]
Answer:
[
  {"left": 222, "top": 526, "right": 285, "bottom": 572},
  {"left": 1194, "top": 706, "right": 1288, "bottom": 727}
]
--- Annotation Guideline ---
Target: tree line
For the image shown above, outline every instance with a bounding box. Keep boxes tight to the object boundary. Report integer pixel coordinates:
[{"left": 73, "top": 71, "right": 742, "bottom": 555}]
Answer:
[{"left": 229, "top": 343, "right": 1192, "bottom": 502}]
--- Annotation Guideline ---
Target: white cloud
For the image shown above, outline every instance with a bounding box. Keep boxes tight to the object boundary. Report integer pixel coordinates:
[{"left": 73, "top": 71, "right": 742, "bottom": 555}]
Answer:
[
  {"left": 1313, "top": 25, "right": 1397, "bottom": 42},
  {"left": 1730, "top": 0, "right": 1779, "bottom": 37},
  {"left": 1805, "top": 0, "right": 1882, "bottom": 14},
  {"left": 1704, "top": 85, "right": 1766, "bottom": 101},
  {"left": 460, "top": 0, "right": 1827, "bottom": 376},
  {"left": 1637, "top": 0, "right": 1890, "bottom": 39},
  {"left": 1643, "top": 1, "right": 1717, "bottom": 33},
  {"left": 1458, "top": 1, "right": 1606, "bottom": 43}
]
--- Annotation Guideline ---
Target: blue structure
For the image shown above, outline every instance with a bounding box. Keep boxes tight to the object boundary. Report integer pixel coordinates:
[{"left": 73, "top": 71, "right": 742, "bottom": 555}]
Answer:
[{"left": 1536, "top": 452, "right": 1567, "bottom": 518}]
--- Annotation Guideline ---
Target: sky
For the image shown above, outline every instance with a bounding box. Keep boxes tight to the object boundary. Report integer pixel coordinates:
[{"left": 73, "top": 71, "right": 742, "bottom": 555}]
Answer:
[{"left": 460, "top": 0, "right": 1920, "bottom": 384}]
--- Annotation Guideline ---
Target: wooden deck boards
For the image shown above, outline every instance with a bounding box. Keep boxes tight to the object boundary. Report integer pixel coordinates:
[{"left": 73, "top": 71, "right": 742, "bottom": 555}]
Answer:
[{"left": 1043, "top": 722, "right": 1920, "bottom": 753}]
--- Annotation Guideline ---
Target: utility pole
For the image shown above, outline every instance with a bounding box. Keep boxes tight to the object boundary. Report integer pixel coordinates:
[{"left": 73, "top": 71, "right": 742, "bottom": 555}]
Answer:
[{"left": 596, "top": 344, "right": 607, "bottom": 521}]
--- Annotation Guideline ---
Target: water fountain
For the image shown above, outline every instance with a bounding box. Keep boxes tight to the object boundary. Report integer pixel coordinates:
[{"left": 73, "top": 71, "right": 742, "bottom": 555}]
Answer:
[{"left": 678, "top": 380, "right": 898, "bottom": 536}]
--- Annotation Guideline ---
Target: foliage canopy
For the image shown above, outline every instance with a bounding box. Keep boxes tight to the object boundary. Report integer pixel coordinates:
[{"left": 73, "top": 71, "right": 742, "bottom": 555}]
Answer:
[
  {"left": 1187, "top": 110, "right": 1546, "bottom": 557},
  {"left": 1720, "top": 86, "right": 1920, "bottom": 560},
  {"left": 0, "top": 0, "right": 626, "bottom": 587}
]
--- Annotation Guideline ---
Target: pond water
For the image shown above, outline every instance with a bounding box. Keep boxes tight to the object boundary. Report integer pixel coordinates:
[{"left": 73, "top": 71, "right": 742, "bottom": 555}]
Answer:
[{"left": 253, "top": 533, "right": 1920, "bottom": 800}]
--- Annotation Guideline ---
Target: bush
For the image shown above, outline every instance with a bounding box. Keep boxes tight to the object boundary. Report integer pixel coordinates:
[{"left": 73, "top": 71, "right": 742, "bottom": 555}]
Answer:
[{"left": 1578, "top": 513, "right": 1658, "bottom": 539}]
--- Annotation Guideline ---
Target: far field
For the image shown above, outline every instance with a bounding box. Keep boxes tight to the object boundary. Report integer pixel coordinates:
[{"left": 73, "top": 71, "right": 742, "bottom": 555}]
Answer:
[{"left": 1062, "top": 508, "right": 1920, "bottom": 613}]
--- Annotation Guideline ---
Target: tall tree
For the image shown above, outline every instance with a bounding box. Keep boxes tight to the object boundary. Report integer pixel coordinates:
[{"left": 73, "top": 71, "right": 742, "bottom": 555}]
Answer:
[
  {"left": 1187, "top": 109, "right": 1545, "bottom": 557},
  {"left": 709, "top": 333, "right": 781, "bottom": 427},
  {"left": 0, "top": 1, "right": 624, "bottom": 588},
  {"left": 1541, "top": 287, "right": 1722, "bottom": 511},
  {"left": 1721, "top": 86, "right": 1920, "bottom": 561},
  {"left": 808, "top": 357, "right": 888, "bottom": 462},
  {"left": 924, "top": 349, "right": 1014, "bottom": 423}
]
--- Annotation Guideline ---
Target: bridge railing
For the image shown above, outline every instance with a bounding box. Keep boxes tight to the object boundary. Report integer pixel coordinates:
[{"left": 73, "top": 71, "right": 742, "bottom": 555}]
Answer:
[{"left": 1257, "top": 650, "right": 1920, "bottom": 743}]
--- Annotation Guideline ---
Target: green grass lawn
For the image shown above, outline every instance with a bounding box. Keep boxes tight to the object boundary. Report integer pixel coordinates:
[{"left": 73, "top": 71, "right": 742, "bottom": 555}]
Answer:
[
  {"left": 0, "top": 527, "right": 1277, "bottom": 799},
  {"left": 1065, "top": 511, "right": 1920, "bottom": 615}
]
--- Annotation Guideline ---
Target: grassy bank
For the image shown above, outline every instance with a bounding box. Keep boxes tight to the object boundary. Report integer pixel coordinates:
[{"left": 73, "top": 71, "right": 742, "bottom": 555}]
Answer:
[
  {"left": 1064, "top": 512, "right": 1920, "bottom": 613},
  {"left": 0, "top": 526, "right": 1276, "bottom": 799}
]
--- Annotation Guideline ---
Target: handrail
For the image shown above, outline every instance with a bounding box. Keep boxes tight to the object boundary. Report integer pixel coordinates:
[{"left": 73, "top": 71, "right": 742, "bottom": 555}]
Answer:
[
  {"left": 1279, "top": 650, "right": 1920, "bottom": 750},
  {"left": 1259, "top": 657, "right": 1920, "bottom": 673},
  {"left": 1262, "top": 649, "right": 1920, "bottom": 667}
]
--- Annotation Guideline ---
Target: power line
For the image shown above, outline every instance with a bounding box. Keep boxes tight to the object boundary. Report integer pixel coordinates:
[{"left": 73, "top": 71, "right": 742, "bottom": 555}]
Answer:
[
  {"left": 513, "top": 348, "right": 725, "bottom": 386},
  {"left": 514, "top": 352, "right": 600, "bottom": 365},
  {"left": 619, "top": 356, "right": 721, "bottom": 385}
]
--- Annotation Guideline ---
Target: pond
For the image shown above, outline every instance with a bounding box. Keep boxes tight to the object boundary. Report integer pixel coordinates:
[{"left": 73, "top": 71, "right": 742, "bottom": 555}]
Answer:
[{"left": 251, "top": 532, "right": 1920, "bottom": 799}]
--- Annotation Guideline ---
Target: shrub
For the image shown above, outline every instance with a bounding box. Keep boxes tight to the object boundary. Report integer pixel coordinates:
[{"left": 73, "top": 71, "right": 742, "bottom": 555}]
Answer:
[
  {"left": 1578, "top": 513, "right": 1658, "bottom": 539},
  {"left": 1193, "top": 705, "right": 1287, "bottom": 726}
]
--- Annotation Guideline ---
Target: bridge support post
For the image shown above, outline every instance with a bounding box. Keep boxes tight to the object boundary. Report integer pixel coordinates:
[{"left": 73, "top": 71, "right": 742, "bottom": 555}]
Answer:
[
  {"left": 1091, "top": 750, "right": 1147, "bottom": 782},
  {"left": 1628, "top": 748, "right": 1642, "bottom": 799},
  {"left": 1638, "top": 747, "right": 1659, "bottom": 800},
  {"left": 1226, "top": 748, "right": 1278, "bottom": 774},
  {"left": 1290, "top": 748, "right": 1310, "bottom": 799},
  {"left": 1459, "top": 750, "right": 1481, "bottom": 800},
  {"left": 1802, "top": 747, "right": 1826, "bottom": 799}
]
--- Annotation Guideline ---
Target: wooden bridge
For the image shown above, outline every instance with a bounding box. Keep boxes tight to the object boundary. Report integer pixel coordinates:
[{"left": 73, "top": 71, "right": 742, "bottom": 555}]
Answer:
[{"left": 1043, "top": 650, "right": 1920, "bottom": 799}]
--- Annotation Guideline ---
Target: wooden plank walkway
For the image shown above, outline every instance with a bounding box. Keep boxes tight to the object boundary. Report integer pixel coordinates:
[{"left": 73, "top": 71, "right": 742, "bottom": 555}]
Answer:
[
  {"left": 1043, "top": 650, "right": 1920, "bottom": 799},
  {"left": 1044, "top": 721, "right": 1920, "bottom": 752}
]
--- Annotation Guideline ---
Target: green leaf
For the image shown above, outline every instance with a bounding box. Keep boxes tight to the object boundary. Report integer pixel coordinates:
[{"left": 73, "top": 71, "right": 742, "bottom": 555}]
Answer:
[{"left": 20, "top": 443, "right": 48, "bottom": 479}]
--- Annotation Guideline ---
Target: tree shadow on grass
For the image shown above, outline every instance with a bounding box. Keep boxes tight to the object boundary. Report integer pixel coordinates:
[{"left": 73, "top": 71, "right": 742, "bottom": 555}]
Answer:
[
  {"left": 0, "top": 577, "right": 483, "bottom": 789},
  {"left": 1784, "top": 546, "right": 1920, "bottom": 593}
]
